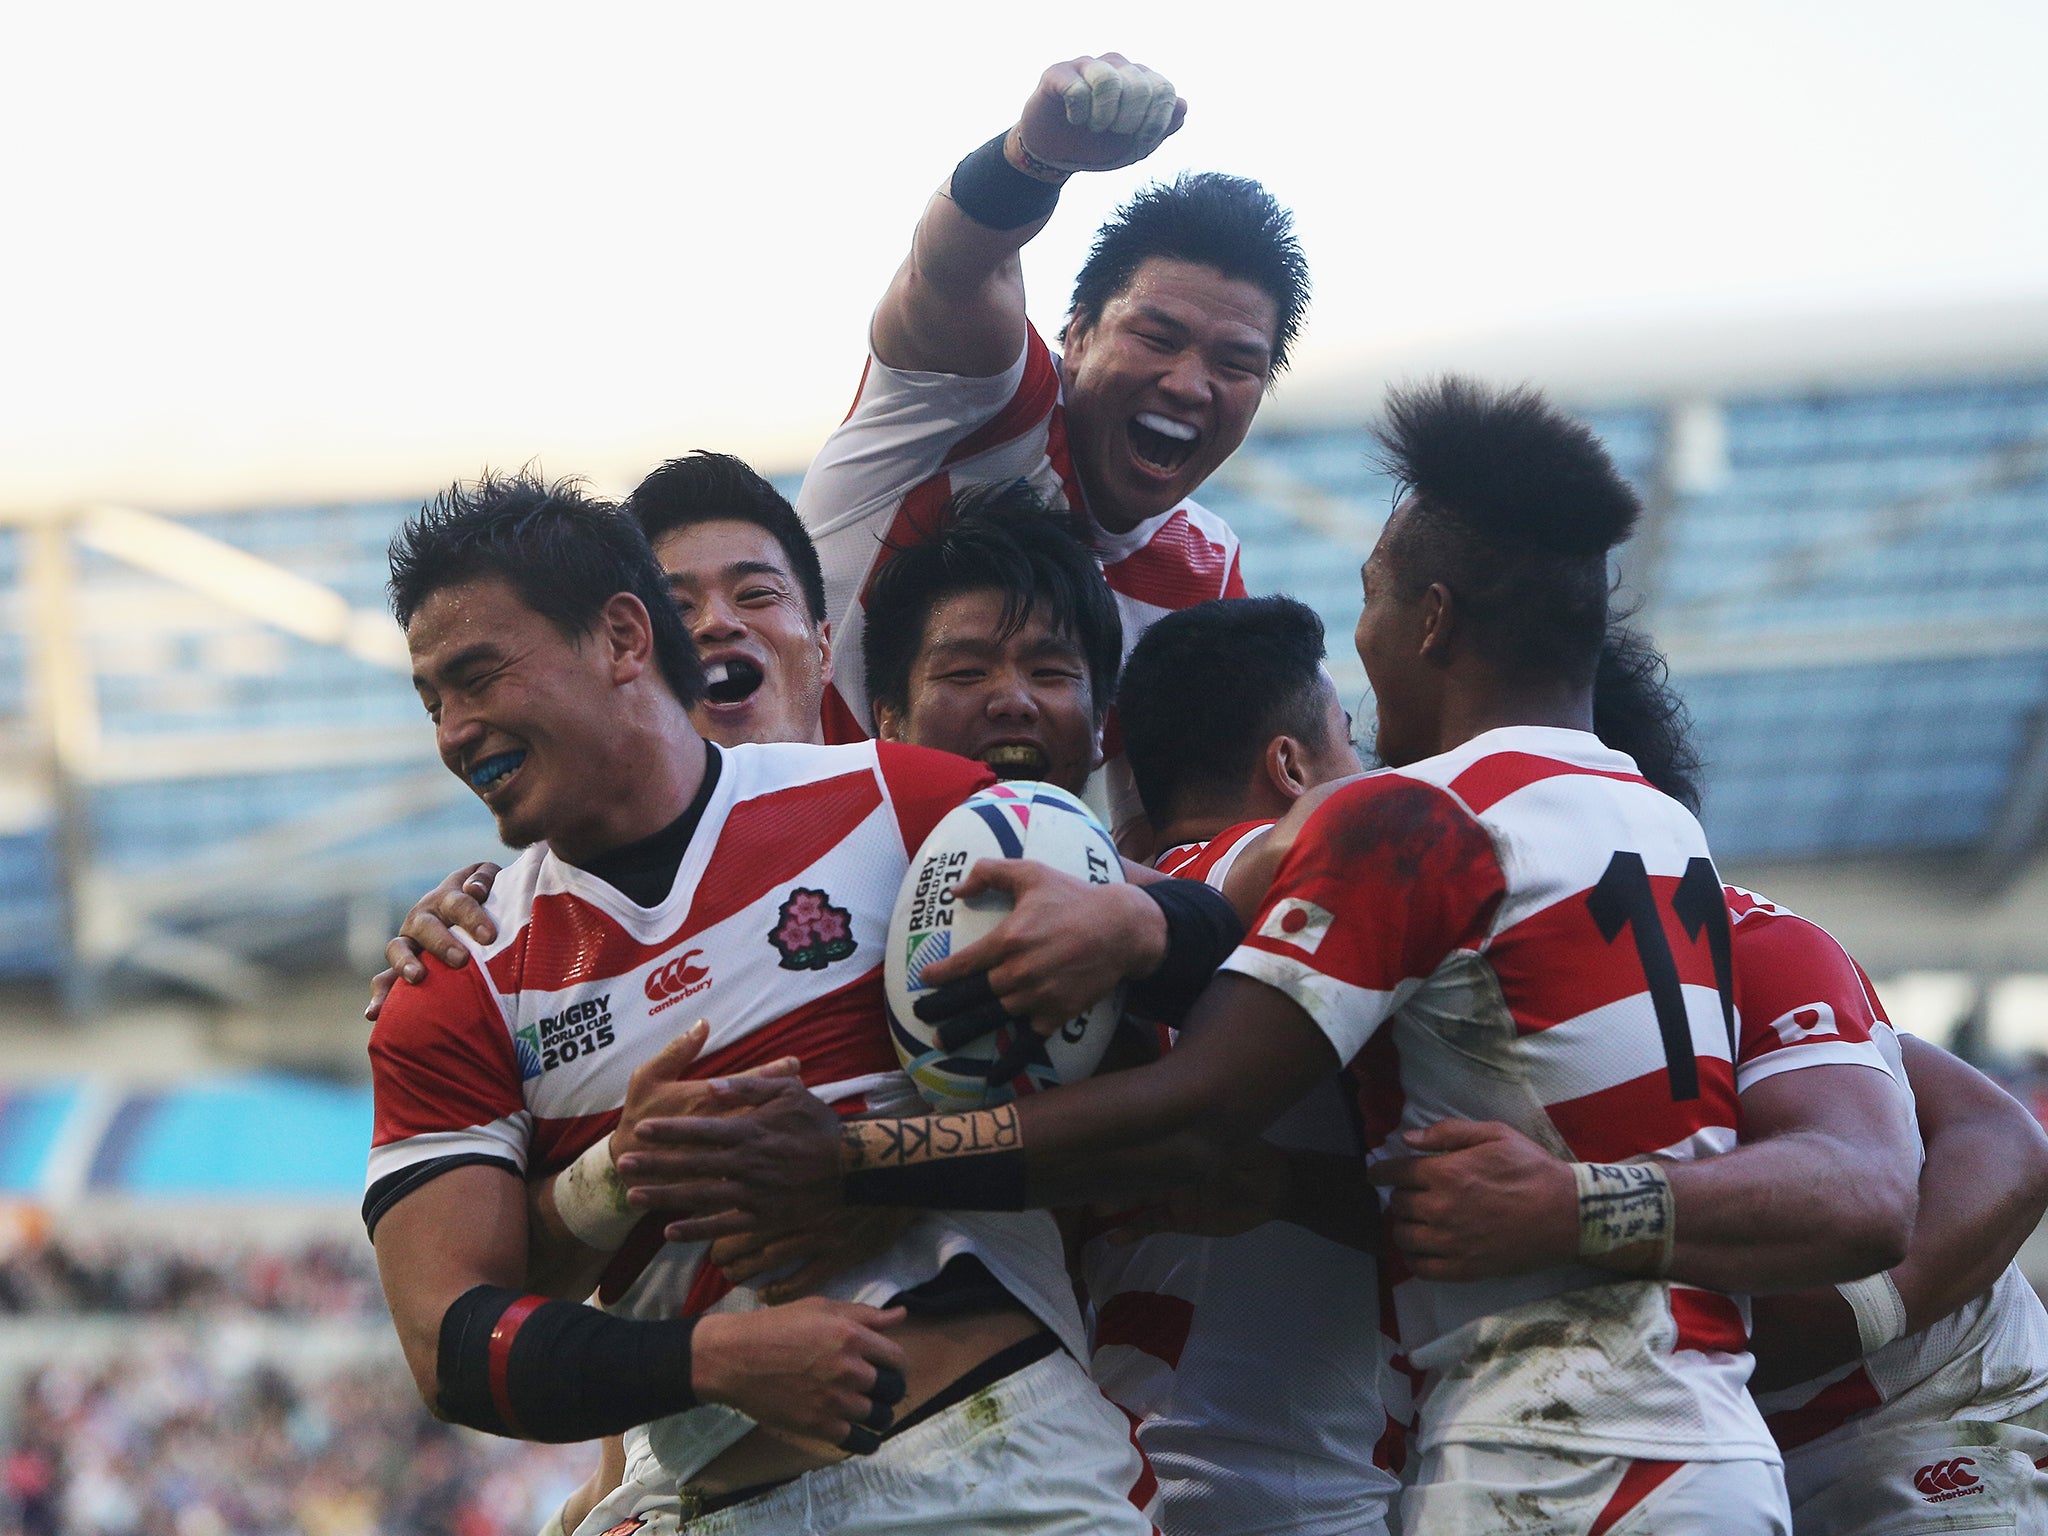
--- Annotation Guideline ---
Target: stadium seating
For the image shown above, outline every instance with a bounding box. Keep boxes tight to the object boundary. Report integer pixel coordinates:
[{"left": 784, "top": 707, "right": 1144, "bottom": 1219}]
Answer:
[
  {"left": 1207, "top": 375, "right": 2048, "bottom": 864},
  {"left": 2, "top": 369, "right": 2045, "bottom": 975}
]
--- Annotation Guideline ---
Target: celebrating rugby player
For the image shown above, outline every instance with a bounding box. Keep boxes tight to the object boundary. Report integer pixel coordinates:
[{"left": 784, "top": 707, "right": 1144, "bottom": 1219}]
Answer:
[{"left": 795, "top": 53, "right": 1308, "bottom": 840}]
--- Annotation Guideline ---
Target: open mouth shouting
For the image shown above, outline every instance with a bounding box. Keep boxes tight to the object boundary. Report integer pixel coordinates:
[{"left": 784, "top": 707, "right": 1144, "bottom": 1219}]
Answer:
[
  {"left": 1127, "top": 411, "right": 1202, "bottom": 476},
  {"left": 979, "top": 741, "right": 1052, "bottom": 779},
  {"left": 467, "top": 748, "right": 527, "bottom": 797},
  {"left": 702, "top": 657, "right": 765, "bottom": 709}
]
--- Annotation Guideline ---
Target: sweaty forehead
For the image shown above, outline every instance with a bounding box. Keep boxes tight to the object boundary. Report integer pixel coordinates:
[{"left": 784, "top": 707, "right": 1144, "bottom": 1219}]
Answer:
[
  {"left": 407, "top": 574, "right": 531, "bottom": 662},
  {"left": 653, "top": 519, "right": 794, "bottom": 587}
]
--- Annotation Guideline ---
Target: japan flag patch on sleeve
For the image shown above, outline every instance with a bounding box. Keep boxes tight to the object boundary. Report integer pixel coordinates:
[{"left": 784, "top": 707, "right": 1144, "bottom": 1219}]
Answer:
[{"left": 1258, "top": 897, "right": 1334, "bottom": 955}]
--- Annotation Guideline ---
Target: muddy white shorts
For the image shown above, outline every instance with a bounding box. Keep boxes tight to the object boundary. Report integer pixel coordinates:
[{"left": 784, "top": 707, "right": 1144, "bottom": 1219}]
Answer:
[
  {"left": 1783, "top": 1408, "right": 2048, "bottom": 1536},
  {"left": 1400, "top": 1441, "right": 1790, "bottom": 1536},
  {"left": 574, "top": 1347, "right": 1158, "bottom": 1536}
]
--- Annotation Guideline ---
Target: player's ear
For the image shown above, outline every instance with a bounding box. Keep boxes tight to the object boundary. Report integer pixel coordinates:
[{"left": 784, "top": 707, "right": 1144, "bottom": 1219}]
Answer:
[
  {"left": 873, "top": 699, "right": 905, "bottom": 742},
  {"left": 1265, "top": 735, "right": 1313, "bottom": 801},
  {"left": 1062, "top": 307, "right": 1097, "bottom": 364},
  {"left": 599, "top": 592, "right": 655, "bottom": 683},
  {"left": 814, "top": 621, "right": 835, "bottom": 689},
  {"left": 1419, "top": 582, "right": 1457, "bottom": 664}
]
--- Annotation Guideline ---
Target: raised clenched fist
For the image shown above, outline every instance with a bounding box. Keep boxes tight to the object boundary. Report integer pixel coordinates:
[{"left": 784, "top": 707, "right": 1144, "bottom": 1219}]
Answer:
[{"left": 1014, "top": 54, "right": 1186, "bottom": 176}]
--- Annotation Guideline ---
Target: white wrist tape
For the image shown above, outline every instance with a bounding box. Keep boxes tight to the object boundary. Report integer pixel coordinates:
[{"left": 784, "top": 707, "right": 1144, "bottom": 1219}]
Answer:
[
  {"left": 1837, "top": 1270, "right": 1909, "bottom": 1355},
  {"left": 1033, "top": 60, "right": 1177, "bottom": 172},
  {"left": 555, "top": 1133, "right": 640, "bottom": 1252},
  {"left": 536, "top": 1512, "right": 566, "bottom": 1536},
  {"left": 1572, "top": 1160, "right": 1675, "bottom": 1276}
]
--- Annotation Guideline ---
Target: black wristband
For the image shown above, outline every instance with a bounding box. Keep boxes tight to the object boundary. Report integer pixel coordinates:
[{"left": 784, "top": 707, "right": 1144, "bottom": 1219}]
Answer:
[
  {"left": 844, "top": 1143, "right": 1030, "bottom": 1210},
  {"left": 948, "top": 132, "right": 1063, "bottom": 231},
  {"left": 436, "top": 1285, "right": 696, "bottom": 1442},
  {"left": 1126, "top": 879, "right": 1246, "bottom": 1024}
]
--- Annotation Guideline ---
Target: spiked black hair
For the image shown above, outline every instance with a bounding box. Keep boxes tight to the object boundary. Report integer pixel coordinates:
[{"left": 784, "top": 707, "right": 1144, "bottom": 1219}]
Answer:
[
  {"left": 1374, "top": 376, "right": 1642, "bottom": 685},
  {"left": 1064, "top": 172, "right": 1310, "bottom": 375},
  {"left": 389, "top": 469, "right": 704, "bottom": 707}
]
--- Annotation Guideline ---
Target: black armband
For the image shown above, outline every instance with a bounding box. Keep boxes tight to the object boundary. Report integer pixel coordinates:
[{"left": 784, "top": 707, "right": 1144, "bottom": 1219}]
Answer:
[
  {"left": 844, "top": 1146, "right": 1029, "bottom": 1210},
  {"left": 948, "top": 132, "right": 1063, "bottom": 230},
  {"left": 1126, "top": 879, "right": 1246, "bottom": 1024},
  {"left": 435, "top": 1285, "right": 696, "bottom": 1442}
]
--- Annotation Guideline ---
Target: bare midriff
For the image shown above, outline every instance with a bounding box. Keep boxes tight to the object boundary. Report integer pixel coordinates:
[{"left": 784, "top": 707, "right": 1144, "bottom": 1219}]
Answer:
[{"left": 686, "top": 1300, "right": 1042, "bottom": 1496}]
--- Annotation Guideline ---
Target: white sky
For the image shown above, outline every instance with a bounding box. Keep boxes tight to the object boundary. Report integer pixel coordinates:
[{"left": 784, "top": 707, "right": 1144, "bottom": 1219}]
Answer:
[{"left": 4, "top": 0, "right": 2046, "bottom": 510}]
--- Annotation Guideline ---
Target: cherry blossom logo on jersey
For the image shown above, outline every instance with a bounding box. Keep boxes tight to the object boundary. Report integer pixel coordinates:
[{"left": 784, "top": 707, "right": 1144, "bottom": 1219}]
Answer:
[
  {"left": 769, "top": 887, "right": 858, "bottom": 972},
  {"left": 598, "top": 1518, "right": 647, "bottom": 1536},
  {"left": 1913, "top": 1458, "right": 1981, "bottom": 1503},
  {"left": 645, "top": 950, "right": 712, "bottom": 1014},
  {"left": 1258, "top": 897, "right": 1334, "bottom": 955}
]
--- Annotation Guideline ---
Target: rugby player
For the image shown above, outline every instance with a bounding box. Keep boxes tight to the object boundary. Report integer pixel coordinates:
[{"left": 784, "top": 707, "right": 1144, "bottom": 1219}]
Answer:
[
  {"left": 628, "top": 452, "right": 833, "bottom": 749},
  {"left": 368, "top": 452, "right": 834, "bottom": 1013},
  {"left": 367, "top": 473, "right": 1219, "bottom": 1536},
  {"left": 795, "top": 52, "right": 1309, "bottom": 839},
  {"left": 1380, "top": 626, "right": 2048, "bottom": 1536},
  {"left": 621, "top": 378, "right": 1917, "bottom": 1533},
  {"left": 863, "top": 487, "right": 1121, "bottom": 799},
  {"left": 1094, "top": 595, "right": 1397, "bottom": 1536}
]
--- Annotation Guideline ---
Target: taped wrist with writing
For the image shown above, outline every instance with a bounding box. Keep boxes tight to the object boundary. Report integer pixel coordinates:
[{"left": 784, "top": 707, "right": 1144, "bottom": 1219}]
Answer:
[
  {"left": 1572, "top": 1160, "right": 1675, "bottom": 1276},
  {"left": 841, "top": 1106, "right": 1028, "bottom": 1210},
  {"left": 555, "top": 1133, "right": 639, "bottom": 1252}
]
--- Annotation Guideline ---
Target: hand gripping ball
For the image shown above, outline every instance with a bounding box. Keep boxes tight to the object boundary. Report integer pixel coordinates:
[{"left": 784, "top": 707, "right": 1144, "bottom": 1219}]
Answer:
[{"left": 885, "top": 781, "right": 1125, "bottom": 1110}]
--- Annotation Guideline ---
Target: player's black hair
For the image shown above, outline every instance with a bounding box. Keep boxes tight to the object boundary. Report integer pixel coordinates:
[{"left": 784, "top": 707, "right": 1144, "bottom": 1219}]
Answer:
[
  {"left": 862, "top": 484, "right": 1123, "bottom": 727},
  {"left": 1374, "top": 376, "right": 1641, "bottom": 686},
  {"left": 1592, "top": 624, "right": 1704, "bottom": 814},
  {"left": 1117, "top": 596, "right": 1335, "bottom": 827},
  {"left": 626, "top": 452, "right": 827, "bottom": 624},
  {"left": 1064, "top": 172, "right": 1310, "bottom": 375},
  {"left": 389, "top": 469, "right": 705, "bottom": 708}
]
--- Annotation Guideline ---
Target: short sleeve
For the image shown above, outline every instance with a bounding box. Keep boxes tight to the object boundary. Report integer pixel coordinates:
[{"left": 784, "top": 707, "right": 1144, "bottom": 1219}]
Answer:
[
  {"left": 365, "top": 956, "right": 531, "bottom": 1231},
  {"left": 1732, "top": 908, "right": 1897, "bottom": 1093},
  {"left": 1220, "top": 775, "right": 1506, "bottom": 1066},
  {"left": 874, "top": 742, "right": 998, "bottom": 854}
]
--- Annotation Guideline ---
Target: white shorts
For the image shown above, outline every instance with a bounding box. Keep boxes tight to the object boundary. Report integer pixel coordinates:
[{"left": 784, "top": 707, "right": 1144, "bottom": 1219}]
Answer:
[
  {"left": 1401, "top": 1441, "right": 1790, "bottom": 1536},
  {"left": 1784, "top": 1409, "right": 2048, "bottom": 1536},
  {"left": 574, "top": 1348, "right": 1158, "bottom": 1536}
]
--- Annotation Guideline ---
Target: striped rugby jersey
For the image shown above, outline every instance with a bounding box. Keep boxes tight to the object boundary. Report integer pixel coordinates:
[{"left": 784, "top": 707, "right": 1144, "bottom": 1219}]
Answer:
[
  {"left": 1152, "top": 819, "right": 1273, "bottom": 888},
  {"left": 1084, "top": 815, "right": 1401, "bottom": 1535},
  {"left": 365, "top": 740, "right": 1089, "bottom": 1478},
  {"left": 1733, "top": 890, "right": 2048, "bottom": 1457},
  {"left": 796, "top": 327, "right": 1246, "bottom": 833},
  {"left": 1220, "top": 725, "right": 1778, "bottom": 1462}
]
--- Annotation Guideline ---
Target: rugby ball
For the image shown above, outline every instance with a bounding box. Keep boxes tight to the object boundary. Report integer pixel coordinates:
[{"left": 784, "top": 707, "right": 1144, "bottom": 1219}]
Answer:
[{"left": 885, "top": 781, "right": 1126, "bottom": 1111}]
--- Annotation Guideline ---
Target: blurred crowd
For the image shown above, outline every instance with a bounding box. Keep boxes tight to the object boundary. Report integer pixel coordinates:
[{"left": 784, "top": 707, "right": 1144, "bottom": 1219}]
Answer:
[
  {"left": 0, "top": 1232, "right": 589, "bottom": 1536},
  {"left": 0, "top": 1234, "right": 382, "bottom": 1320}
]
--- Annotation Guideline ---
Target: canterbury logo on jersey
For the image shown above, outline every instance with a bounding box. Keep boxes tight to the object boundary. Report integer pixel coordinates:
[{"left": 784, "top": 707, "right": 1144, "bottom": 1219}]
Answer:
[
  {"left": 645, "top": 950, "right": 713, "bottom": 1014},
  {"left": 1913, "top": 1458, "right": 1982, "bottom": 1502},
  {"left": 513, "top": 994, "right": 615, "bottom": 1080}
]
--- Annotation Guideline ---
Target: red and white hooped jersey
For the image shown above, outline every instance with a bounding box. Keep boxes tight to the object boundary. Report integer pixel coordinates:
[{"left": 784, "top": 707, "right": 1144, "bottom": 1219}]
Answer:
[
  {"left": 366, "top": 741, "right": 1091, "bottom": 1470},
  {"left": 1081, "top": 818, "right": 1400, "bottom": 1536},
  {"left": 1729, "top": 891, "right": 2048, "bottom": 1456},
  {"left": 1220, "top": 725, "right": 1776, "bottom": 1463},
  {"left": 1152, "top": 819, "right": 1273, "bottom": 888},
  {"left": 795, "top": 327, "right": 1247, "bottom": 832}
]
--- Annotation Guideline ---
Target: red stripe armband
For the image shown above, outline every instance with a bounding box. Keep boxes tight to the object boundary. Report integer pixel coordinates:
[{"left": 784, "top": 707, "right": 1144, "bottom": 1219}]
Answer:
[{"left": 435, "top": 1285, "right": 697, "bottom": 1442}]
